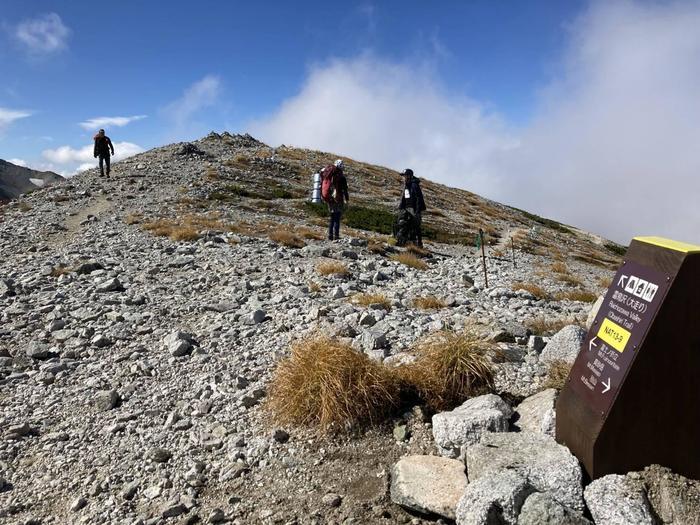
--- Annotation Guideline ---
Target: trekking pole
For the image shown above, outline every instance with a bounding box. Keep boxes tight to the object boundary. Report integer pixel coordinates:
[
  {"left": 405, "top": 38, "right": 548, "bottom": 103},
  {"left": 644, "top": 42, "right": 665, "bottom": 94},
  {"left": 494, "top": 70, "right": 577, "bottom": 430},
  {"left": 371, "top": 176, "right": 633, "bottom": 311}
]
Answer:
[
  {"left": 511, "top": 237, "right": 516, "bottom": 268},
  {"left": 479, "top": 229, "right": 488, "bottom": 288}
]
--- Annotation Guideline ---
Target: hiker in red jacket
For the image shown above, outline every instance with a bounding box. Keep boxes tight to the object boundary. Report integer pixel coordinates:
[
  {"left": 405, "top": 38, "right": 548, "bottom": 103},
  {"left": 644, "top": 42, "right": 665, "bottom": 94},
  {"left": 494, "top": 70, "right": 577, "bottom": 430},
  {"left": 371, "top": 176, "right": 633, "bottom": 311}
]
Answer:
[
  {"left": 321, "top": 159, "right": 349, "bottom": 240},
  {"left": 93, "top": 129, "right": 115, "bottom": 177}
]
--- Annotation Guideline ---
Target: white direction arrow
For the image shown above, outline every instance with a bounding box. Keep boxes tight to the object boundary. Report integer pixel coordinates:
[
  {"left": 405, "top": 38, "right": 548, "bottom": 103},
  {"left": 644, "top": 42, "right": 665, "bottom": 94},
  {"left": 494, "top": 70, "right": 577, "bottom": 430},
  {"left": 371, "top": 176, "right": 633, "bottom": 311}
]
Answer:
[
  {"left": 589, "top": 337, "right": 599, "bottom": 352},
  {"left": 618, "top": 275, "right": 628, "bottom": 288},
  {"left": 601, "top": 378, "right": 611, "bottom": 393}
]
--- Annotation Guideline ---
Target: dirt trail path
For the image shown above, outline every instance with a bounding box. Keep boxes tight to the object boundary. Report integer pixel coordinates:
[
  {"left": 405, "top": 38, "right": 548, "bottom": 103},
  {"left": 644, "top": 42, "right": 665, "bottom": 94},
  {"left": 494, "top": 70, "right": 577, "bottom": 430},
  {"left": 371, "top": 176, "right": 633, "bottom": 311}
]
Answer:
[{"left": 49, "top": 195, "right": 114, "bottom": 247}]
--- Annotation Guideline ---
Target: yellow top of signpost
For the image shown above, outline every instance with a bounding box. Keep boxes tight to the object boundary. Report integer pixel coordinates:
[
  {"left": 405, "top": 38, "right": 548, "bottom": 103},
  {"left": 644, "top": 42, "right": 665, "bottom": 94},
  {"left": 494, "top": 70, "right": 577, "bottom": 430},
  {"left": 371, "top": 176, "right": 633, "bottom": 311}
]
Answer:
[{"left": 634, "top": 236, "right": 700, "bottom": 254}]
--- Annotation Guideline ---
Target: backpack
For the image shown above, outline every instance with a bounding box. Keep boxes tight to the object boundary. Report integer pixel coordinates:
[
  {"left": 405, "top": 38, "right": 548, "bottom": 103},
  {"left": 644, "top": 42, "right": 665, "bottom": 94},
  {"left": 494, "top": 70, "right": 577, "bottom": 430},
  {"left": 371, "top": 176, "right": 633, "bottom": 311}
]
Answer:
[{"left": 320, "top": 165, "right": 340, "bottom": 203}]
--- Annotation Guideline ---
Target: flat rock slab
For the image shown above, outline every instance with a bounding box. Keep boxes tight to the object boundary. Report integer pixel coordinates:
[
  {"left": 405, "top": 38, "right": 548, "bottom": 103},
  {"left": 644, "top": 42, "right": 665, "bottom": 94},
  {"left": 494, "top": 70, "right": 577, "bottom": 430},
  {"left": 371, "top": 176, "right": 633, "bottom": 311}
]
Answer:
[
  {"left": 584, "top": 474, "right": 655, "bottom": 525},
  {"left": 519, "top": 492, "right": 592, "bottom": 525},
  {"left": 390, "top": 455, "right": 467, "bottom": 520},
  {"left": 432, "top": 394, "right": 513, "bottom": 458},
  {"left": 466, "top": 431, "right": 584, "bottom": 512},
  {"left": 513, "top": 388, "right": 557, "bottom": 437}
]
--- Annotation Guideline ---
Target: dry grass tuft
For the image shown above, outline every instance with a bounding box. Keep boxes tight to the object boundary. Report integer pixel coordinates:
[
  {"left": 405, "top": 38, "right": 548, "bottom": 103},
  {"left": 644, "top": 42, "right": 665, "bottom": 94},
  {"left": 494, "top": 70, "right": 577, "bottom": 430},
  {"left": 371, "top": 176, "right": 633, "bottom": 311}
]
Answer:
[
  {"left": 317, "top": 260, "right": 349, "bottom": 276},
  {"left": 525, "top": 316, "right": 583, "bottom": 336},
  {"left": 142, "top": 213, "right": 236, "bottom": 242},
  {"left": 392, "top": 252, "right": 428, "bottom": 270},
  {"left": 550, "top": 261, "right": 569, "bottom": 274},
  {"left": 557, "top": 273, "right": 584, "bottom": 287},
  {"left": 50, "top": 265, "right": 72, "bottom": 277},
  {"left": 512, "top": 282, "right": 549, "bottom": 300},
  {"left": 204, "top": 167, "right": 220, "bottom": 181},
  {"left": 18, "top": 202, "right": 32, "bottom": 212},
  {"left": 554, "top": 290, "right": 598, "bottom": 303},
  {"left": 308, "top": 282, "right": 322, "bottom": 293},
  {"left": 405, "top": 244, "right": 429, "bottom": 257},
  {"left": 267, "top": 337, "right": 401, "bottom": 429},
  {"left": 124, "top": 212, "right": 143, "bottom": 225},
  {"left": 298, "top": 227, "right": 324, "bottom": 240},
  {"left": 597, "top": 275, "right": 613, "bottom": 288},
  {"left": 397, "top": 330, "right": 497, "bottom": 411},
  {"left": 350, "top": 293, "right": 391, "bottom": 310},
  {"left": 367, "top": 240, "right": 387, "bottom": 255},
  {"left": 542, "top": 360, "right": 572, "bottom": 390},
  {"left": 412, "top": 296, "right": 447, "bottom": 310},
  {"left": 269, "top": 229, "right": 305, "bottom": 248}
]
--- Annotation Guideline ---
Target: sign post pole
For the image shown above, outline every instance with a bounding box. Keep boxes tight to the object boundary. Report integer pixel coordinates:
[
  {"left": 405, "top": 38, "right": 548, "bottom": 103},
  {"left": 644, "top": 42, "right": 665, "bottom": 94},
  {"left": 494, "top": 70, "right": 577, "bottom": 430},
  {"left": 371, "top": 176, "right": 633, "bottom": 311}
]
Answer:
[{"left": 556, "top": 236, "right": 700, "bottom": 480}]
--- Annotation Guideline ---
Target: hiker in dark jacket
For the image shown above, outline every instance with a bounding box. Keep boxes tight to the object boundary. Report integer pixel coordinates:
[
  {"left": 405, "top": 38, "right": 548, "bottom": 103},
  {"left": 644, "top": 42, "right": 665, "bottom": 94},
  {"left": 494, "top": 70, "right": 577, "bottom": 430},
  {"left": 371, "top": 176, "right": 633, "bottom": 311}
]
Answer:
[
  {"left": 93, "top": 129, "right": 115, "bottom": 177},
  {"left": 325, "top": 159, "right": 349, "bottom": 240},
  {"left": 399, "top": 168, "right": 426, "bottom": 247}
]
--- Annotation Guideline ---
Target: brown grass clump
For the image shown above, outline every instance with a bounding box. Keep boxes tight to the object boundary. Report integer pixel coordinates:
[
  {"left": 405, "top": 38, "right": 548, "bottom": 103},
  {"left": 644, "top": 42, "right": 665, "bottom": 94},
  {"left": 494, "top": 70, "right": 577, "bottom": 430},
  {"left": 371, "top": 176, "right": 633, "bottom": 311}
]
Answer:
[
  {"left": 367, "top": 240, "right": 387, "bottom": 255},
  {"left": 308, "top": 282, "right": 322, "bottom": 293},
  {"left": 298, "top": 227, "right": 324, "bottom": 240},
  {"left": 142, "top": 213, "right": 236, "bottom": 242},
  {"left": 269, "top": 229, "right": 305, "bottom": 248},
  {"left": 397, "top": 330, "right": 497, "bottom": 411},
  {"left": 124, "top": 212, "right": 143, "bottom": 225},
  {"left": 205, "top": 167, "right": 220, "bottom": 181},
  {"left": 50, "top": 265, "right": 72, "bottom": 277},
  {"left": 170, "top": 226, "right": 200, "bottom": 242},
  {"left": 512, "top": 282, "right": 549, "bottom": 300},
  {"left": 554, "top": 290, "right": 598, "bottom": 303},
  {"left": 557, "top": 273, "right": 584, "bottom": 287},
  {"left": 412, "top": 296, "right": 447, "bottom": 310},
  {"left": 550, "top": 261, "right": 569, "bottom": 274},
  {"left": 267, "top": 337, "right": 401, "bottom": 429},
  {"left": 542, "top": 360, "right": 572, "bottom": 390},
  {"left": 405, "top": 244, "right": 429, "bottom": 257},
  {"left": 525, "top": 316, "right": 583, "bottom": 336},
  {"left": 392, "top": 252, "right": 428, "bottom": 270},
  {"left": 317, "top": 261, "right": 349, "bottom": 276},
  {"left": 597, "top": 275, "right": 613, "bottom": 288},
  {"left": 350, "top": 293, "right": 391, "bottom": 310},
  {"left": 18, "top": 202, "right": 32, "bottom": 212}
]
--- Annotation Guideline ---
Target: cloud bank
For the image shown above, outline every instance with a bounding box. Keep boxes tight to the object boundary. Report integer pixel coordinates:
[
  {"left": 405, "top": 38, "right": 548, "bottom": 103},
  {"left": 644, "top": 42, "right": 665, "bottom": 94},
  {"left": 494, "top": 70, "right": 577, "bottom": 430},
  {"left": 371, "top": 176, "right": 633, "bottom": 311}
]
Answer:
[
  {"left": 163, "top": 75, "right": 221, "bottom": 136},
  {"left": 79, "top": 115, "right": 147, "bottom": 130},
  {"left": 42, "top": 142, "right": 144, "bottom": 174},
  {"left": 0, "top": 107, "right": 31, "bottom": 131},
  {"left": 15, "top": 13, "right": 70, "bottom": 55},
  {"left": 253, "top": 1, "right": 700, "bottom": 244}
]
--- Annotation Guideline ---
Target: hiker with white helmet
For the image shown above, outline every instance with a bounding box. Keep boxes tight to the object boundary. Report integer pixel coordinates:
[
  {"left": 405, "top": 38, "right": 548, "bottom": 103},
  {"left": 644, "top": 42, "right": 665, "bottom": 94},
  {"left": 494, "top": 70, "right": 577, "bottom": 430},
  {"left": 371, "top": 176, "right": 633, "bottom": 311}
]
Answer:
[{"left": 320, "top": 159, "right": 349, "bottom": 240}]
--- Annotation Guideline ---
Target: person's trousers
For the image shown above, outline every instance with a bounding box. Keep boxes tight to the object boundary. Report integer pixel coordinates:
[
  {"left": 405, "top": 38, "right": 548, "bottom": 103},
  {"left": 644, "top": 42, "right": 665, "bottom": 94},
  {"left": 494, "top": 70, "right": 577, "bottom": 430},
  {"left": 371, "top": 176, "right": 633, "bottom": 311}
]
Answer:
[
  {"left": 99, "top": 154, "right": 111, "bottom": 176},
  {"left": 412, "top": 212, "right": 423, "bottom": 247},
  {"left": 328, "top": 211, "right": 342, "bottom": 240}
]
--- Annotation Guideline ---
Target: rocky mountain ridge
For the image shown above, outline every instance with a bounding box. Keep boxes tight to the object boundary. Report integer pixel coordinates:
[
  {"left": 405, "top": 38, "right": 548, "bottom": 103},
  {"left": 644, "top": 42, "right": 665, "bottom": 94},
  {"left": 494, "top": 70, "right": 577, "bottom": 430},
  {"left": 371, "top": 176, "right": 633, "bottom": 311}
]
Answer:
[
  {"left": 1, "top": 132, "right": 696, "bottom": 524},
  {"left": 0, "top": 159, "right": 63, "bottom": 202}
]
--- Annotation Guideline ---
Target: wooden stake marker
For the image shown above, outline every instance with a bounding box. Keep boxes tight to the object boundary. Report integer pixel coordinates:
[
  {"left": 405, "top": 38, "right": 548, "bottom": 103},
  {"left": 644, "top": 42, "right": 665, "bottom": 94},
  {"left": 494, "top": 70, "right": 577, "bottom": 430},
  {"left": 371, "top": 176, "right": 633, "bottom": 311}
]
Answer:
[{"left": 556, "top": 236, "right": 700, "bottom": 480}]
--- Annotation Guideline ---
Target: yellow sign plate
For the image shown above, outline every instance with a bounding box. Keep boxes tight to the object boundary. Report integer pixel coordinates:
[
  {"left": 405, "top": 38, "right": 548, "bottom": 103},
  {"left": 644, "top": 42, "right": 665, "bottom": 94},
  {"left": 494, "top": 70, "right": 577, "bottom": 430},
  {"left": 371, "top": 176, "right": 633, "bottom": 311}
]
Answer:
[
  {"left": 634, "top": 236, "right": 700, "bottom": 254},
  {"left": 598, "top": 318, "right": 631, "bottom": 352}
]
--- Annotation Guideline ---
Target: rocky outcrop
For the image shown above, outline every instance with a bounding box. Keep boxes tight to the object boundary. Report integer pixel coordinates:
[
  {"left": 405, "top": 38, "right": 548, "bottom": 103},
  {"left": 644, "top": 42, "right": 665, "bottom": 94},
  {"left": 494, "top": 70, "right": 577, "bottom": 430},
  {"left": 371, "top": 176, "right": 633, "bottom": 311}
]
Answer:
[{"left": 0, "top": 159, "right": 62, "bottom": 201}]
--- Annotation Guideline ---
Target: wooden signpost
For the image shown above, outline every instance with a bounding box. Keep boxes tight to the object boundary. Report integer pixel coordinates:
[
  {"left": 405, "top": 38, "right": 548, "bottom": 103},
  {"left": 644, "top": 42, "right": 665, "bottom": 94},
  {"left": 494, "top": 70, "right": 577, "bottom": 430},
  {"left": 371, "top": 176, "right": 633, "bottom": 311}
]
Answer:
[{"left": 556, "top": 236, "right": 700, "bottom": 480}]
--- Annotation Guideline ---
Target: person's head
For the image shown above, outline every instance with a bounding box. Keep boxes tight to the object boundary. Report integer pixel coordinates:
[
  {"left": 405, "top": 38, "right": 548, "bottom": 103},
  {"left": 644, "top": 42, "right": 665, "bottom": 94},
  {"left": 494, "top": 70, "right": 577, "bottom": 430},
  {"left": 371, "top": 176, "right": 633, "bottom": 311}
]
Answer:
[
  {"left": 334, "top": 159, "right": 344, "bottom": 169},
  {"left": 98, "top": 129, "right": 105, "bottom": 137},
  {"left": 402, "top": 168, "right": 414, "bottom": 181}
]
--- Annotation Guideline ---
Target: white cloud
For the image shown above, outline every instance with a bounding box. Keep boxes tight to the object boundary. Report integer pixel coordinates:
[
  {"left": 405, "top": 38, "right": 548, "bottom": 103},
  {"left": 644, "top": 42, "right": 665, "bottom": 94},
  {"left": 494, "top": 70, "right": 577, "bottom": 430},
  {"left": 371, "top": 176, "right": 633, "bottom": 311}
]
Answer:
[
  {"left": 79, "top": 115, "right": 147, "bottom": 130},
  {"left": 163, "top": 75, "right": 221, "bottom": 133},
  {"left": 7, "top": 158, "right": 27, "bottom": 167},
  {"left": 252, "top": 2, "right": 700, "bottom": 244},
  {"left": 15, "top": 13, "right": 70, "bottom": 54},
  {"left": 251, "top": 55, "right": 516, "bottom": 194},
  {"left": 42, "top": 141, "right": 144, "bottom": 174},
  {"left": 0, "top": 107, "right": 31, "bottom": 130}
]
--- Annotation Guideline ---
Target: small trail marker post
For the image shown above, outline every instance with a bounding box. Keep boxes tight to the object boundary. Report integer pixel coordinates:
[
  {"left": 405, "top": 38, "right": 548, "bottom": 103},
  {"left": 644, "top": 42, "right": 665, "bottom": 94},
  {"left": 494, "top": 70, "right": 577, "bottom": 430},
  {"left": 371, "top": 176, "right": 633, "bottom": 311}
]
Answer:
[
  {"left": 477, "top": 228, "right": 488, "bottom": 288},
  {"left": 511, "top": 238, "right": 516, "bottom": 268},
  {"left": 556, "top": 236, "right": 700, "bottom": 480}
]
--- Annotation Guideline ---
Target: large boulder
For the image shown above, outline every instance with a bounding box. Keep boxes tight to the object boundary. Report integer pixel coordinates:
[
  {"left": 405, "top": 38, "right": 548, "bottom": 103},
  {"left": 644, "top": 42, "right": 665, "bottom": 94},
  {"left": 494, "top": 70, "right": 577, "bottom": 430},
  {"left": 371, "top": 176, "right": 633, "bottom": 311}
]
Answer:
[
  {"left": 390, "top": 455, "right": 467, "bottom": 520},
  {"left": 540, "top": 325, "right": 586, "bottom": 365},
  {"left": 455, "top": 470, "right": 534, "bottom": 525},
  {"left": 584, "top": 474, "right": 655, "bottom": 525},
  {"left": 641, "top": 464, "right": 700, "bottom": 524},
  {"left": 518, "top": 492, "right": 592, "bottom": 525},
  {"left": 513, "top": 388, "right": 557, "bottom": 437},
  {"left": 432, "top": 394, "right": 513, "bottom": 458},
  {"left": 466, "top": 431, "right": 584, "bottom": 512}
]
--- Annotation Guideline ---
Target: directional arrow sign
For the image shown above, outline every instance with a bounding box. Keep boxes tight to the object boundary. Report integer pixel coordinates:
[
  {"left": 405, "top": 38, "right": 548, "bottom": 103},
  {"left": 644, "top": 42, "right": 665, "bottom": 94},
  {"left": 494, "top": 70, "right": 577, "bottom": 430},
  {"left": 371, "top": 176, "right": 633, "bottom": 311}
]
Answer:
[
  {"left": 618, "top": 275, "right": 628, "bottom": 288},
  {"left": 601, "top": 378, "right": 611, "bottom": 394},
  {"left": 589, "top": 337, "right": 599, "bottom": 352}
]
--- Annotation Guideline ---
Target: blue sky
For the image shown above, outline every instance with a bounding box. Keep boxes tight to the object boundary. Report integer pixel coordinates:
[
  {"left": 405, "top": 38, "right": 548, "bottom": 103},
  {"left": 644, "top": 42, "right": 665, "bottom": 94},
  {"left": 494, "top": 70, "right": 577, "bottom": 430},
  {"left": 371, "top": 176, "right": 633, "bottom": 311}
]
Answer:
[{"left": 2, "top": 1, "right": 700, "bottom": 244}]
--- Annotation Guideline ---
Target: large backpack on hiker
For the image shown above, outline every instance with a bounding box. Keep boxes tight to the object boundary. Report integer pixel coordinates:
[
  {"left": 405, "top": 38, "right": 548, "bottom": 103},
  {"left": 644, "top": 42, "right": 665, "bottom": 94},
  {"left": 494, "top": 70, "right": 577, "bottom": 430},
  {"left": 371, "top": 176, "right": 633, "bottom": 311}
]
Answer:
[
  {"left": 394, "top": 209, "right": 416, "bottom": 247},
  {"left": 320, "top": 165, "right": 340, "bottom": 204}
]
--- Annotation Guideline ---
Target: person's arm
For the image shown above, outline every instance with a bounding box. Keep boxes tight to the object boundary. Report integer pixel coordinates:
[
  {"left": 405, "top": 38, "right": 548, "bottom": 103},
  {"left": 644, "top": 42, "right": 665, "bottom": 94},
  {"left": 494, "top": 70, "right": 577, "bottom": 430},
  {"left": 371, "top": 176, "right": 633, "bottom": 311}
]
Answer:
[
  {"left": 94, "top": 139, "right": 98, "bottom": 158},
  {"left": 108, "top": 138, "right": 115, "bottom": 155},
  {"left": 416, "top": 184, "right": 426, "bottom": 212},
  {"left": 342, "top": 177, "right": 349, "bottom": 203}
]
